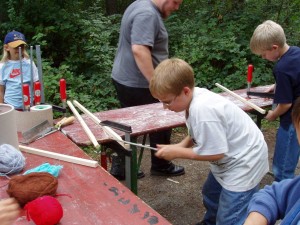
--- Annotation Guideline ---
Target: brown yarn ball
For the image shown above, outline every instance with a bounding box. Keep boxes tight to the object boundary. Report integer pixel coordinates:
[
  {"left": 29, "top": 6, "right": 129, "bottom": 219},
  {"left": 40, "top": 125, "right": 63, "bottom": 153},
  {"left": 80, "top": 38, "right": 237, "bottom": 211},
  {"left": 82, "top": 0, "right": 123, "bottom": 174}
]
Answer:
[{"left": 7, "top": 172, "right": 58, "bottom": 207}]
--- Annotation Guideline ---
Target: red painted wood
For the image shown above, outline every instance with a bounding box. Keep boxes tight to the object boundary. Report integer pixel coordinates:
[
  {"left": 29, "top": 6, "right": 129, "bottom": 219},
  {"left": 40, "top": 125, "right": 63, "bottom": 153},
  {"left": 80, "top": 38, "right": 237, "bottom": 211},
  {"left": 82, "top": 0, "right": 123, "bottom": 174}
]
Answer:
[
  {"left": 219, "top": 85, "right": 273, "bottom": 110},
  {"left": 62, "top": 85, "right": 273, "bottom": 146},
  {"left": 0, "top": 132, "right": 171, "bottom": 225}
]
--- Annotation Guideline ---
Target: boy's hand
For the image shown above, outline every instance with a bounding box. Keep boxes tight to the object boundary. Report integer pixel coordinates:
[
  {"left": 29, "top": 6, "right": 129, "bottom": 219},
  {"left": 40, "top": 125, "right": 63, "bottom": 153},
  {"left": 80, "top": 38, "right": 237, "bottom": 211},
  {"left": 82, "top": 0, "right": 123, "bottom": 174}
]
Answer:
[
  {"left": 155, "top": 144, "right": 177, "bottom": 161},
  {"left": 265, "top": 110, "right": 277, "bottom": 121},
  {"left": 265, "top": 84, "right": 275, "bottom": 93},
  {"left": 0, "top": 198, "right": 20, "bottom": 225}
]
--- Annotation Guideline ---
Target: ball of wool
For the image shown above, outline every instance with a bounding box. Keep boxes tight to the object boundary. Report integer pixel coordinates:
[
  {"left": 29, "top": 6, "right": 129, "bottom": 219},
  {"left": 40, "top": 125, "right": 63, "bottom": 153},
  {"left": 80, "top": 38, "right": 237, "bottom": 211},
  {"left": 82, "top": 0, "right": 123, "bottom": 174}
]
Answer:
[
  {"left": 7, "top": 172, "right": 58, "bottom": 207},
  {"left": 0, "top": 144, "right": 25, "bottom": 176},
  {"left": 23, "top": 162, "right": 63, "bottom": 177},
  {"left": 24, "top": 196, "right": 63, "bottom": 225}
]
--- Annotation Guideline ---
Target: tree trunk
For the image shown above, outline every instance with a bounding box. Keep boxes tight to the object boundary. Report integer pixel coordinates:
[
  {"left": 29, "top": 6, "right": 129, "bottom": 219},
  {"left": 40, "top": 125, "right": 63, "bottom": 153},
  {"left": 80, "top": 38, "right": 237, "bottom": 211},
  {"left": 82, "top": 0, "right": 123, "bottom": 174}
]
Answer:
[{"left": 105, "top": 0, "right": 118, "bottom": 15}]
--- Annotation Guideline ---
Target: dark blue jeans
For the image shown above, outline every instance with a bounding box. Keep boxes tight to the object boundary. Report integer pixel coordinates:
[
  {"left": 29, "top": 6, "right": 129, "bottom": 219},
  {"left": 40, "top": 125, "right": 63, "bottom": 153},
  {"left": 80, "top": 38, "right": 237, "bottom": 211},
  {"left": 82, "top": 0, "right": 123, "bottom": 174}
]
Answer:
[
  {"left": 202, "top": 172, "right": 259, "bottom": 225},
  {"left": 112, "top": 79, "right": 172, "bottom": 168},
  {"left": 272, "top": 124, "right": 300, "bottom": 181}
]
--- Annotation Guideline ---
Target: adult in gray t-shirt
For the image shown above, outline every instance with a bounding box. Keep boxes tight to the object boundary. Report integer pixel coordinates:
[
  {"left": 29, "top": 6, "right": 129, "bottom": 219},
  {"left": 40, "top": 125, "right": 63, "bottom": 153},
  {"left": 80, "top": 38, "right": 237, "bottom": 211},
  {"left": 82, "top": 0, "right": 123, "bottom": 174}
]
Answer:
[
  {"left": 112, "top": 0, "right": 168, "bottom": 88},
  {"left": 110, "top": 0, "right": 185, "bottom": 180}
]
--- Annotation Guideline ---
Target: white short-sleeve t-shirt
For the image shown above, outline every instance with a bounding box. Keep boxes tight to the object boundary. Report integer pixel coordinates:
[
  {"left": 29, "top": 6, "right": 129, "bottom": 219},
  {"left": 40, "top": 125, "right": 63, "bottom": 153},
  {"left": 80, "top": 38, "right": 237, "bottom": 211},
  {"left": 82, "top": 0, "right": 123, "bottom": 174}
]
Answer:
[{"left": 186, "top": 87, "right": 269, "bottom": 192}]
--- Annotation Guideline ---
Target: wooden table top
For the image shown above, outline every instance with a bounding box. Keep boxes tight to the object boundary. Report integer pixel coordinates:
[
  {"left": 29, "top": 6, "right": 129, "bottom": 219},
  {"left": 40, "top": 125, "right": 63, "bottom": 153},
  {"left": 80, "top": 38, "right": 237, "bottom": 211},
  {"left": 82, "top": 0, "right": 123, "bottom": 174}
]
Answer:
[
  {"left": 61, "top": 85, "right": 273, "bottom": 146},
  {"left": 0, "top": 132, "right": 171, "bottom": 225}
]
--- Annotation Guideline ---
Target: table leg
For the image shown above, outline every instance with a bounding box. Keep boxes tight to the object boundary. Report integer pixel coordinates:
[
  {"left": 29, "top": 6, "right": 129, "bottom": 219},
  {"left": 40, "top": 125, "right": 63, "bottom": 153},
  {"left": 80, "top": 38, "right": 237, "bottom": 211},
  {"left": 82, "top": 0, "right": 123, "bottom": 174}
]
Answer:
[
  {"left": 249, "top": 111, "right": 264, "bottom": 129},
  {"left": 100, "top": 145, "right": 108, "bottom": 170},
  {"left": 137, "top": 135, "right": 147, "bottom": 170}
]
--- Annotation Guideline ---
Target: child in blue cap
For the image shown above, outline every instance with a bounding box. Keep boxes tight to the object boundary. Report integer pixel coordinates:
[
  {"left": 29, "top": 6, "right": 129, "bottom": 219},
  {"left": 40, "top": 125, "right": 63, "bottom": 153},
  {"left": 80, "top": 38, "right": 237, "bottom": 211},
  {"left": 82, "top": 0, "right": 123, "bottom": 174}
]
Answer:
[{"left": 0, "top": 31, "right": 39, "bottom": 109}]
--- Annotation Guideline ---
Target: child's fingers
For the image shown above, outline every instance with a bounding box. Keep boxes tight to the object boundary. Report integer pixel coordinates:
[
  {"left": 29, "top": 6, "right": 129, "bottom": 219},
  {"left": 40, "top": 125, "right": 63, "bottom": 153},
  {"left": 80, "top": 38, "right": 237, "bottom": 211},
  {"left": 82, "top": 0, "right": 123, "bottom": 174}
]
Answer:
[{"left": 0, "top": 198, "right": 20, "bottom": 219}]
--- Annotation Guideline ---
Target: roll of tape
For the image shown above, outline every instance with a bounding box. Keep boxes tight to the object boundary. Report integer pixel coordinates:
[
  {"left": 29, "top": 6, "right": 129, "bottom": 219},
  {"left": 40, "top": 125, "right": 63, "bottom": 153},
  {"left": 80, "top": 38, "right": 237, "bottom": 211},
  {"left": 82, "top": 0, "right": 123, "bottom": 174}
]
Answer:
[
  {"left": 30, "top": 105, "right": 52, "bottom": 111},
  {"left": 16, "top": 105, "right": 53, "bottom": 132},
  {"left": 0, "top": 104, "right": 19, "bottom": 149}
]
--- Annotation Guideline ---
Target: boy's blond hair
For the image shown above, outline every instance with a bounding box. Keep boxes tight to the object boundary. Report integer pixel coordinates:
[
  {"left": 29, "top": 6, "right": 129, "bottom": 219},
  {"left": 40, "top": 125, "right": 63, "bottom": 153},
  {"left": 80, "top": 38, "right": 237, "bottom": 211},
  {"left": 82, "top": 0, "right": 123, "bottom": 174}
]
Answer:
[
  {"left": 150, "top": 58, "right": 194, "bottom": 98},
  {"left": 250, "top": 20, "right": 286, "bottom": 55}
]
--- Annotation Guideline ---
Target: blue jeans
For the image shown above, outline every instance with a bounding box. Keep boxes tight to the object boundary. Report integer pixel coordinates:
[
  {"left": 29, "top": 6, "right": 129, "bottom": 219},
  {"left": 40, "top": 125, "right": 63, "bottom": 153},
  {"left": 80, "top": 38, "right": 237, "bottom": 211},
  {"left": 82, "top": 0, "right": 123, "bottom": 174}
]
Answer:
[
  {"left": 272, "top": 124, "right": 300, "bottom": 182},
  {"left": 202, "top": 172, "right": 259, "bottom": 225}
]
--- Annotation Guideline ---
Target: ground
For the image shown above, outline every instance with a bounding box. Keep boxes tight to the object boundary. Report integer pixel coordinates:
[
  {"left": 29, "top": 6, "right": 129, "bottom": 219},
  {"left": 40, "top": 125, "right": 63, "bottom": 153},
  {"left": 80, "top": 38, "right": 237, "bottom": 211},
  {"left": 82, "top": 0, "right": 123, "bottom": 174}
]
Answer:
[{"left": 107, "top": 123, "right": 300, "bottom": 225}]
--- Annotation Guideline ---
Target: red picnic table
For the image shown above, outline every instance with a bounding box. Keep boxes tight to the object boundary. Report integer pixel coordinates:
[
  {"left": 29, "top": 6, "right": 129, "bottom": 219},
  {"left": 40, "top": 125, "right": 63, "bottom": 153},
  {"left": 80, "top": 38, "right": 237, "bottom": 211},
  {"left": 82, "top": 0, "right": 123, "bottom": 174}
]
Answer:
[
  {"left": 62, "top": 85, "right": 273, "bottom": 146},
  {"left": 0, "top": 131, "right": 172, "bottom": 225},
  {"left": 61, "top": 85, "right": 274, "bottom": 193}
]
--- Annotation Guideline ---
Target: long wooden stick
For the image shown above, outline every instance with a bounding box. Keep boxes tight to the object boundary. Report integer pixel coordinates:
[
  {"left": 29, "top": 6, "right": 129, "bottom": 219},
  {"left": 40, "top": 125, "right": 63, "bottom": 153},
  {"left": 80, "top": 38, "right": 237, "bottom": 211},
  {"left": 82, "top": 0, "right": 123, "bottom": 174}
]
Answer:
[
  {"left": 67, "top": 101, "right": 100, "bottom": 149},
  {"left": 73, "top": 100, "right": 125, "bottom": 148},
  {"left": 215, "top": 83, "right": 266, "bottom": 114},
  {"left": 19, "top": 145, "right": 98, "bottom": 168}
]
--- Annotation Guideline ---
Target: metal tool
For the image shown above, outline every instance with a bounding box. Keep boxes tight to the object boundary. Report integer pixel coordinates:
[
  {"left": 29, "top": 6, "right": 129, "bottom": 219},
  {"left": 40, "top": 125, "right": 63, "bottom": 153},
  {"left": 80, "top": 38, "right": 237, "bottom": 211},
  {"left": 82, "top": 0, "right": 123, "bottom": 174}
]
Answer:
[
  {"left": 99, "top": 120, "right": 156, "bottom": 150},
  {"left": 246, "top": 91, "right": 274, "bottom": 98},
  {"left": 246, "top": 64, "right": 274, "bottom": 99},
  {"left": 60, "top": 79, "right": 67, "bottom": 117},
  {"left": 247, "top": 64, "right": 253, "bottom": 93},
  {"left": 30, "top": 46, "right": 34, "bottom": 106},
  {"left": 19, "top": 47, "right": 25, "bottom": 111},
  {"left": 22, "top": 84, "right": 30, "bottom": 111},
  {"left": 113, "top": 138, "right": 157, "bottom": 151},
  {"left": 21, "top": 120, "right": 53, "bottom": 144},
  {"left": 99, "top": 120, "right": 132, "bottom": 133},
  {"left": 21, "top": 116, "right": 75, "bottom": 144},
  {"left": 36, "top": 45, "right": 45, "bottom": 103},
  {"left": 34, "top": 81, "right": 41, "bottom": 105},
  {"left": 35, "top": 116, "right": 75, "bottom": 141}
]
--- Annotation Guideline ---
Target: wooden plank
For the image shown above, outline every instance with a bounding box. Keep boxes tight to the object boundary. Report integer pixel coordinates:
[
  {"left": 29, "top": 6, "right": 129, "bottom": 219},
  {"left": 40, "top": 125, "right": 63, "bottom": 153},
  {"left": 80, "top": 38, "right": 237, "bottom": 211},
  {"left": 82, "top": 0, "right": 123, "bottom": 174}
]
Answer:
[
  {"left": 215, "top": 83, "right": 266, "bottom": 114},
  {"left": 19, "top": 145, "right": 98, "bottom": 168},
  {"left": 73, "top": 100, "right": 126, "bottom": 147},
  {"left": 67, "top": 100, "right": 100, "bottom": 149}
]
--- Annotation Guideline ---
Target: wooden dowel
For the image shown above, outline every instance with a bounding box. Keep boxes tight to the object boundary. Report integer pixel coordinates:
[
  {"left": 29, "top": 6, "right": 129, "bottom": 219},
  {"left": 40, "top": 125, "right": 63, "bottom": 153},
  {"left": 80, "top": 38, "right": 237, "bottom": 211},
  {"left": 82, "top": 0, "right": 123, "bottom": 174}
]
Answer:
[
  {"left": 19, "top": 145, "right": 98, "bottom": 168},
  {"left": 67, "top": 101, "right": 100, "bottom": 149},
  {"left": 73, "top": 100, "right": 125, "bottom": 147},
  {"left": 215, "top": 83, "right": 266, "bottom": 114}
]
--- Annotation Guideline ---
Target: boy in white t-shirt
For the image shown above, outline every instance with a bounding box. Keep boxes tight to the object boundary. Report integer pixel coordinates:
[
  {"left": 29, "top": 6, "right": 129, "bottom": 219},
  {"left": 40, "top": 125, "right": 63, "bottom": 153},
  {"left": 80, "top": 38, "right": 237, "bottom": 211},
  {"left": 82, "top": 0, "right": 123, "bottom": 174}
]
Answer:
[
  {"left": 149, "top": 58, "right": 269, "bottom": 225},
  {"left": 0, "top": 30, "right": 39, "bottom": 109}
]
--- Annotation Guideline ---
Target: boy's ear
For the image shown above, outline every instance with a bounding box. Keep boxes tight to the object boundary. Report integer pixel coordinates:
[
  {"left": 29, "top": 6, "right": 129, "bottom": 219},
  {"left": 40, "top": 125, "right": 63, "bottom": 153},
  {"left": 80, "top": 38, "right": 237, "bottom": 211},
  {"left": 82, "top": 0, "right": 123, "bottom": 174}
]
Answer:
[
  {"left": 272, "top": 44, "right": 279, "bottom": 50},
  {"left": 183, "top": 86, "right": 192, "bottom": 95}
]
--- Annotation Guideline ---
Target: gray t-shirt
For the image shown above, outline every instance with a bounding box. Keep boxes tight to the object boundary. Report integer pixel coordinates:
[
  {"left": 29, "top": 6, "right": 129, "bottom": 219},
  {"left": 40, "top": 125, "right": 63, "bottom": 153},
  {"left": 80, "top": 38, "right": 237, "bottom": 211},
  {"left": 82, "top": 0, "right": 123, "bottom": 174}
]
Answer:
[{"left": 112, "top": 0, "right": 168, "bottom": 88}]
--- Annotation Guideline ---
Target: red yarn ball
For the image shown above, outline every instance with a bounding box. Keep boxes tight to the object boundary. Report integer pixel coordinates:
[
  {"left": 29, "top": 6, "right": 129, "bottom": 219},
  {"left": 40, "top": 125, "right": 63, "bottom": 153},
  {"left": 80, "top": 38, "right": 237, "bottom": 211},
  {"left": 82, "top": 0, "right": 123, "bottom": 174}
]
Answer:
[{"left": 24, "top": 195, "right": 63, "bottom": 225}]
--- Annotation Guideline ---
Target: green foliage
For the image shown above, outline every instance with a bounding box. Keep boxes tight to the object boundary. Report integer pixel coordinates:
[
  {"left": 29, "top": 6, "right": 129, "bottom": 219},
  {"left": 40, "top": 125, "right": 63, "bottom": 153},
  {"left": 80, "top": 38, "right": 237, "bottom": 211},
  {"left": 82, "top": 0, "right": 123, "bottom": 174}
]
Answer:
[
  {"left": 0, "top": 0, "right": 299, "bottom": 113},
  {"left": 0, "top": 0, "right": 120, "bottom": 112},
  {"left": 167, "top": 0, "right": 300, "bottom": 92}
]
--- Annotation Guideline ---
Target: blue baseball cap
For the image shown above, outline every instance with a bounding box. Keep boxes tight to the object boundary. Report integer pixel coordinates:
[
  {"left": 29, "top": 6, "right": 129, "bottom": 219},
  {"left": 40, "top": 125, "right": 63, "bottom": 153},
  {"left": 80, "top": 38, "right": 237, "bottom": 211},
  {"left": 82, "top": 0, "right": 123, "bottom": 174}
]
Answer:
[{"left": 4, "top": 31, "right": 27, "bottom": 48}]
